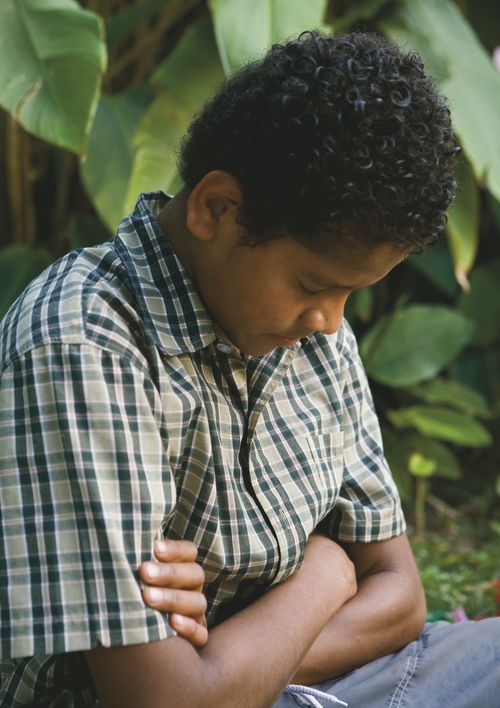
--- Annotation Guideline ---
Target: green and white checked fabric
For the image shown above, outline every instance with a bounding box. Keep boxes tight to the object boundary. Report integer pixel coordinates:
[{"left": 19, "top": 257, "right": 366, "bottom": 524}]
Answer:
[{"left": 0, "top": 192, "right": 405, "bottom": 706}]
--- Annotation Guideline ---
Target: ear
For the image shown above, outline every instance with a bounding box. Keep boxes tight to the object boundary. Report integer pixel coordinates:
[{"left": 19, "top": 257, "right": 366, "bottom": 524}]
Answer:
[{"left": 185, "top": 171, "right": 242, "bottom": 241}]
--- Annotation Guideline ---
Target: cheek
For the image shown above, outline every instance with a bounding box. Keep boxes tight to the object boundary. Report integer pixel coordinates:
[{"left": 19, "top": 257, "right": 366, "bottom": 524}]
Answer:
[
  {"left": 228, "top": 267, "right": 299, "bottom": 325},
  {"left": 254, "top": 290, "right": 301, "bottom": 327}
]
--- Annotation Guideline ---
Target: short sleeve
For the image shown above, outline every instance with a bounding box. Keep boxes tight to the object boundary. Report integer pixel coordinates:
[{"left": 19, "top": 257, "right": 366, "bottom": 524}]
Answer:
[
  {"left": 0, "top": 344, "right": 177, "bottom": 659},
  {"left": 324, "top": 323, "right": 406, "bottom": 543}
]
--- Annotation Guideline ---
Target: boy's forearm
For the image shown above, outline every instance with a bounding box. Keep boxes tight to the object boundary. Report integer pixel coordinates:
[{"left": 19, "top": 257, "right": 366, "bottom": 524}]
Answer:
[
  {"left": 87, "top": 536, "right": 356, "bottom": 708},
  {"left": 292, "top": 569, "right": 426, "bottom": 684},
  {"left": 293, "top": 537, "right": 427, "bottom": 685},
  {"left": 198, "top": 558, "right": 352, "bottom": 706}
]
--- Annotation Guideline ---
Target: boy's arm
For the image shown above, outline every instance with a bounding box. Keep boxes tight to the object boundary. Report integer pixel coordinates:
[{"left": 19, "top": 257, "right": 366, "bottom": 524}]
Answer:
[
  {"left": 142, "top": 533, "right": 424, "bottom": 688},
  {"left": 85, "top": 535, "right": 357, "bottom": 708},
  {"left": 292, "top": 533, "right": 426, "bottom": 684}
]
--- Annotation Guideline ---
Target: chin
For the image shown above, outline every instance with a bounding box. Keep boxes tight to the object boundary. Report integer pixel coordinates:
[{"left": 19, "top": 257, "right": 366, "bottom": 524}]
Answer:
[
  {"left": 232, "top": 332, "right": 283, "bottom": 357},
  {"left": 243, "top": 340, "right": 280, "bottom": 357},
  {"left": 246, "top": 347, "right": 276, "bottom": 357}
]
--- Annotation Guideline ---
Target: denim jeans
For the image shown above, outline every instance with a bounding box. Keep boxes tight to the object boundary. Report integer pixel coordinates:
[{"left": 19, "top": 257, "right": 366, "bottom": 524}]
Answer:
[{"left": 273, "top": 618, "right": 500, "bottom": 707}]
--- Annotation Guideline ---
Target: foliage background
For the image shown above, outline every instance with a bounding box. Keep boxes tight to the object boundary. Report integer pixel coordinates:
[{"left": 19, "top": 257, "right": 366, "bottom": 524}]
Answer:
[{"left": 1, "top": 0, "right": 500, "bottom": 612}]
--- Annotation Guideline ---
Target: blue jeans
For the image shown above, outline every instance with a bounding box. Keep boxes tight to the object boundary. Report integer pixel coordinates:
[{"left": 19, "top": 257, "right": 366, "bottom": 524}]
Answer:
[{"left": 273, "top": 619, "right": 500, "bottom": 707}]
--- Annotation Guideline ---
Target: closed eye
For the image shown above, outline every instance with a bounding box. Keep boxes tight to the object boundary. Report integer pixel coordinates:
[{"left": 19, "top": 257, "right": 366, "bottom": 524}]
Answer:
[
  {"left": 298, "top": 281, "right": 326, "bottom": 294},
  {"left": 298, "top": 280, "right": 353, "bottom": 296}
]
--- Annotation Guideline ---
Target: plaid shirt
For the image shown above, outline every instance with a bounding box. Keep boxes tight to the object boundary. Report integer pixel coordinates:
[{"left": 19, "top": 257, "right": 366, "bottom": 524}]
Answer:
[{"left": 0, "top": 192, "right": 405, "bottom": 706}]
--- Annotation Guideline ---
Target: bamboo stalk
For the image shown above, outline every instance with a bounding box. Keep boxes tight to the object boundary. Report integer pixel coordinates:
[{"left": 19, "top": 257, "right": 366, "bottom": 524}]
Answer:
[
  {"left": 23, "top": 130, "right": 36, "bottom": 246},
  {"left": 0, "top": 111, "right": 9, "bottom": 249},
  {"left": 5, "top": 116, "right": 36, "bottom": 246},
  {"left": 52, "top": 150, "right": 76, "bottom": 255},
  {"left": 105, "top": 0, "right": 202, "bottom": 86},
  {"left": 6, "top": 116, "right": 22, "bottom": 244}
]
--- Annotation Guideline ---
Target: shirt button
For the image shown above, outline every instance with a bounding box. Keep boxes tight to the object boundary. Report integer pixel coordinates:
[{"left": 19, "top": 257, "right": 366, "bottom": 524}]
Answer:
[{"left": 216, "top": 342, "right": 232, "bottom": 354}]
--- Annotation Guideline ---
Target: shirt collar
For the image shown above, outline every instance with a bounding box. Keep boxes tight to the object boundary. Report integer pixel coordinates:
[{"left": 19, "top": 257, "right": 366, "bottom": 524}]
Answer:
[{"left": 114, "top": 191, "right": 217, "bottom": 356}]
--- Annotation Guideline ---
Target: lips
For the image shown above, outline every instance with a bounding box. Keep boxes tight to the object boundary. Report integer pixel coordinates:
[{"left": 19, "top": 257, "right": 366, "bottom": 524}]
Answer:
[{"left": 275, "top": 334, "right": 304, "bottom": 346}]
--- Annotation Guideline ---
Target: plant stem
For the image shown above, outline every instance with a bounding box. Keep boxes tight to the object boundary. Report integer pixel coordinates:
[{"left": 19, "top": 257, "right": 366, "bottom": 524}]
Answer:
[{"left": 415, "top": 477, "right": 427, "bottom": 539}]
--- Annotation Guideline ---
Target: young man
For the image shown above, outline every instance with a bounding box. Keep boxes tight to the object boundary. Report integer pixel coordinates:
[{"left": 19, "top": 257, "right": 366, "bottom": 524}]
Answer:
[{"left": 0, "top": 31, "right": 498, "bottom": 707}]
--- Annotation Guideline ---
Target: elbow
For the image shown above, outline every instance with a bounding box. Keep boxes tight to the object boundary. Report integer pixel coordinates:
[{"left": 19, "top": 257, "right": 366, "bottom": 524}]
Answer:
[
  {"left": 415, "top": 584, "right": 427, "bottom": 633},
  {"left": 405, "top": 579, "right": 427, "bottom": 641},
  {"left": 389, "top": 574, "right": 427, "bottom": 648}
]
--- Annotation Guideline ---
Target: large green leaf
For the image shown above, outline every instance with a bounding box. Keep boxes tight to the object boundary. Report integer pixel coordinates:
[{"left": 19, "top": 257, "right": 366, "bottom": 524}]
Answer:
[
  {"left": 332, "top": 0, "right": 391, "bottom": 33},
  {"left": 381, "top": 0, "right": 500, "bottom": 200},
  {"left": 125, "top": 15, "right": 224, "bottom": 210},
  {"left": 0, "top": 245, "right": 53, "bottom": 319},
  {"left": 80, "top": 89, "right": 153, "bottom": 232},
  {"left": 446, "top": 154, "right": 480, "bottom": 288},
  {"left": 360, "top": 305, "right": 474, "bottom": 387},
  {"left": 388, "top": 406, "right": 492, "bottom": 447},
  {"left": 208, "top": 0, "right": 328, "bottom": 73},
  {"left": 449, "top": 348, "right": 500, "bottom": 412},
  {"left": 345, "top": 286, "right": 374, "bottom": 324},
  {"left": 405, "top": 378, "right": 490, "bottom": 417},
  {"left": 457, "top": 260, "right": 500, "bottom": 346},
  {"left": 407, "top": 244, "right": 458, "bottom": 298},
  {"left": 381, "top": 425, "right": 412, "bottom": 501},
  {"left": 124, "top": 94, "right": 185, "bottom": 209},
  {"left": 0, "top": 0, "right": 106, "bottom": 154},
  {"left": 151, "top": 13, "right": 224, "bottom": 101}
]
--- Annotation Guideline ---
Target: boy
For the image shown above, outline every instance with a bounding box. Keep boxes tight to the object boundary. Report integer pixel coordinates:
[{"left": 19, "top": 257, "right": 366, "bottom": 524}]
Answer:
[{"left": 0, "top": 31, "right": 498, "bottom": 707}]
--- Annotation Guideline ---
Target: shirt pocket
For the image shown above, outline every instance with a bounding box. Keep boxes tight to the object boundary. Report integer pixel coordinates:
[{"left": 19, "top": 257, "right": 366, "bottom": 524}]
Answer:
[{"left": 303, "top": 431, "right": 345, "bottom": 520}]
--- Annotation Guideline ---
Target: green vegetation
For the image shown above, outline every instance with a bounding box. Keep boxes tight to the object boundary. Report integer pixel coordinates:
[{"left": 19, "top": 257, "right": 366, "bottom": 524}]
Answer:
[
  {"left": 1, "top": 0, "right": 499, "bottom": 614},
  {"left": 412, "top": 525, "right": 500, "bottom": 618}
]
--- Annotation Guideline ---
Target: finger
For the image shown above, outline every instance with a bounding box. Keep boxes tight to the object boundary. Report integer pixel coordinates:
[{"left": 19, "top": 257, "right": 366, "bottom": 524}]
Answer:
[
  {"left": 169, "top": 613, "right": 208, "bottom": 649},
  {"left": 140, "top": 561, "right": 205, "bottom": 589},
  {"left": 154, "top": 539, "right": 198, "bottom": 563},
  {"left": 142, "top": 587, "right": 208, "bottom": 617}
]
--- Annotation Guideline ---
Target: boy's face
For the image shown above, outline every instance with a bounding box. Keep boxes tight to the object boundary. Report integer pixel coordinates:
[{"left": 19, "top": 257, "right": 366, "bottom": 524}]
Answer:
[{"left": 192, "top": 229, "right": 405, "bottom": 356}]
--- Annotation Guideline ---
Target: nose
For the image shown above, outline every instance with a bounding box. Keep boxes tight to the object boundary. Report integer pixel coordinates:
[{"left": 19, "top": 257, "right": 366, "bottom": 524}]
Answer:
[{"left": 300, "top": 294, "right": 348, "bottom": 335}]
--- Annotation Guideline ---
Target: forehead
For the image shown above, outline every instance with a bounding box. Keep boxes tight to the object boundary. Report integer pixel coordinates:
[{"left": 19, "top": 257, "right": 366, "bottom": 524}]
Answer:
[{"left": 261, "top": 236, "right": 406, "bottom": 288}]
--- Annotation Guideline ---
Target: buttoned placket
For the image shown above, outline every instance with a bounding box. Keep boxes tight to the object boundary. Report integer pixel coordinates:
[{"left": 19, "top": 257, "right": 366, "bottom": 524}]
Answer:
[
  {"left": 213, "top": 339, "right": 305, "bottom": 583},
  {"left": 245, "top": 343, "right": 304, "bottom": 583}
]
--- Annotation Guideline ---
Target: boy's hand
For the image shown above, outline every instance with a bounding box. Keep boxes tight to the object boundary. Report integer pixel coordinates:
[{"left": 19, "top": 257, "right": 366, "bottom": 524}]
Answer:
[{"left": 139, "top": 539, "right": 208, "bottom": 649}]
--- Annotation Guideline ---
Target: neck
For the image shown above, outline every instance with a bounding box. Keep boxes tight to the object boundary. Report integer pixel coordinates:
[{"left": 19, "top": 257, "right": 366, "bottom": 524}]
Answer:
[{"left": 156, "top": 186, "right": 195, "bottom": 279}]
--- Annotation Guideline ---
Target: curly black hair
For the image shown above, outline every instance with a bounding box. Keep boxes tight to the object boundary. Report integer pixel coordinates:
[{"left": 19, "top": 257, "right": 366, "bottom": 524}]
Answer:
[{"left": 178, "top": 30, "right": 458, "bottom": 252}]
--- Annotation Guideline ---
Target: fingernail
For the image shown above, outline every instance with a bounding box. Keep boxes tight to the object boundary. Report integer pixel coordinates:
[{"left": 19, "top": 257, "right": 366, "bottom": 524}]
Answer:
[
  {"left": 145, "top": 562, "right": 160, "bottom": 578},
  {"left": 147, "top": 587, "right": 163, "bottom": 602},
  {"left": 171, "top": 613, "right": 187, "bottom": 627},
  {"left": 155, "top": 540, "right": 168, "bottom": 554}
]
